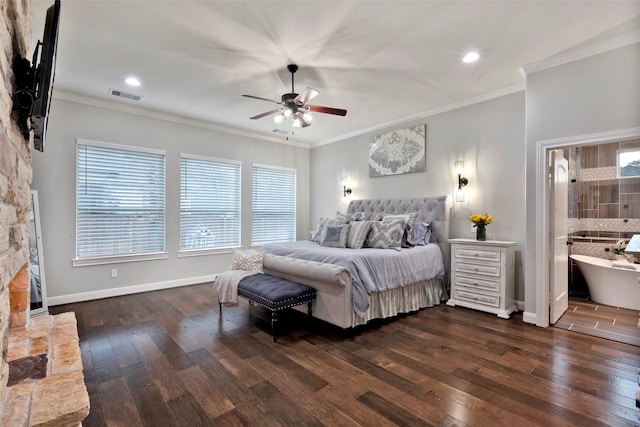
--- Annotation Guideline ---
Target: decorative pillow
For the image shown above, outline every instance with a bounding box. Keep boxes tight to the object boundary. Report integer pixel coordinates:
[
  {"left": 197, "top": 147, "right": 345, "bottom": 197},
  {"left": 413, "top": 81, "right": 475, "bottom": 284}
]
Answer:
[
  {"left": 412, "top": 222, "right": 432, "bottom": 246},
  {"left": 364, "top": 219, "right": 405, "bottom": 250},
  {"left": 347, "top": 220, "right": 373, "bottom": 249},
  {"left": 311, "top": 217, "right": 330, "bottom": 242},
  {"left": 383, "top": 213, "right": 418, "bottom": 247},
  {"left": 319, "top": 218, "right": 347, "bottom": 242},
  {"left": 229, "top": 249, "right": 265, "bottom": 273},
  {"left": 321, "top": 224, "right": 350, "bottom": 248},
  {"left": 335, "top": 211, "right": 349, "bottom": 223},
  {"left": 349, "top": 212, "right": 367, "bottom": 222}
]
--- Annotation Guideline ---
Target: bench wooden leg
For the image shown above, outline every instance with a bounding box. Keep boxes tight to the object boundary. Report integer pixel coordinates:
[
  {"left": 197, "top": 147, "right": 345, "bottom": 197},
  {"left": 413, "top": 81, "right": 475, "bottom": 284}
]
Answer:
[
  {"left": 307, "top": 301, "right": 313, "bottom": 318},
  {"left": 271, "top": 311, "right": 278, "bottom": 342}
]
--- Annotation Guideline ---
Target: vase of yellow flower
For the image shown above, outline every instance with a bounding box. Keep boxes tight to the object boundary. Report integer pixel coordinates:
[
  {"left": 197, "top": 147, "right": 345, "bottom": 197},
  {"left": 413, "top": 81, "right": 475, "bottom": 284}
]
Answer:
[{"left": 469, "top": 214, "right": 493, "bottom": 241}]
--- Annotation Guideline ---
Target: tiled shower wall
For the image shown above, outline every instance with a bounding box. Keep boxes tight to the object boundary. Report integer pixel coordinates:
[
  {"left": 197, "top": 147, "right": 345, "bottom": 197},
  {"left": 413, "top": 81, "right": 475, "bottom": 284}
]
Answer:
[{"left": 568, "top": 139, "right": 640, "bottom": 260}]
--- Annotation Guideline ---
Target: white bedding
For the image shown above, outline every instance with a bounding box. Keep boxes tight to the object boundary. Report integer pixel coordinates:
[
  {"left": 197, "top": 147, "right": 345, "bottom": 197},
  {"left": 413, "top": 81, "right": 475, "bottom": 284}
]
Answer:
[{"left": 262, "top": 240, "right": 444, "bottom": 317}]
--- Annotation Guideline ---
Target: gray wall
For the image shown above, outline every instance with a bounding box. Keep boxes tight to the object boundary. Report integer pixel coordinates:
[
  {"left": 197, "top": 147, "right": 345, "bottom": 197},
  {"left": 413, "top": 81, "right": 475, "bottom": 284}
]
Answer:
[
  {"left": 525, "top": 42, "right": 640, "bottom": 317},
  {"left": 32, "top": 98, "right": 310, "bottom": 300},
  {"left": 311, "top": 91, "right": 527, "bottom": 301}
]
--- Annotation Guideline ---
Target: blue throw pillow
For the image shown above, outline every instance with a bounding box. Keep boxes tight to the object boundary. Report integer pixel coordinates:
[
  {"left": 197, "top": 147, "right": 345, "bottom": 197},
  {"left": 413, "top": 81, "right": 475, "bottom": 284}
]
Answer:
[{"left": 321, "top": 224, "right": 351, "bottom": 248}]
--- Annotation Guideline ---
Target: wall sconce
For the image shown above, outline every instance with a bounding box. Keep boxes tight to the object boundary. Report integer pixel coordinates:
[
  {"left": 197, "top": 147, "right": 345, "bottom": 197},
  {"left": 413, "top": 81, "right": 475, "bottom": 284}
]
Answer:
[
  {"left": 455, "top": 161, "right": 468, "bottom": 202},
  {"left": 341, "top": 176, "right": 352, "bottom": 197}
]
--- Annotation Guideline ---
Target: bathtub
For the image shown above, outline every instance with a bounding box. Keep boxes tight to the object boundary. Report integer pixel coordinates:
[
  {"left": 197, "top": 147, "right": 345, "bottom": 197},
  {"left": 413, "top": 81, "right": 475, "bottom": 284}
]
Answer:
[{"left": 570, "top": 254, "right": 640, "bottom": 311}]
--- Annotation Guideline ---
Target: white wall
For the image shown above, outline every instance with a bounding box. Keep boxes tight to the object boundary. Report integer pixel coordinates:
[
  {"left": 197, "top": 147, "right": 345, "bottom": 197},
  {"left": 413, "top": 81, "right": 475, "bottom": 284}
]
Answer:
[
  {"left": 525, "top": 42, "right": 640, "bottom": 319},
  {"left": 32, "top": 98, "right": 310, "bottom": 301},
  {"left": 311, "top": 92, "right": 527, "bottom": 301}
]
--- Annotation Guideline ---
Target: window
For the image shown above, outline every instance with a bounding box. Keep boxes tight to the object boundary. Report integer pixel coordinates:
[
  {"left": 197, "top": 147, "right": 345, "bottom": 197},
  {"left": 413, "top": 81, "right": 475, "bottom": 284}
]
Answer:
[
  {"left": 75, "top": 140, "right": 166, "bottom": 264},
  {"left": 180, "top": 154, "right": 241, "bottom": 252},
  {"left": 251, "top": 164, "right": 296, "bottom": 245},
  {"left": 618, "top": 148, "right": 640, "bottom": 178}
]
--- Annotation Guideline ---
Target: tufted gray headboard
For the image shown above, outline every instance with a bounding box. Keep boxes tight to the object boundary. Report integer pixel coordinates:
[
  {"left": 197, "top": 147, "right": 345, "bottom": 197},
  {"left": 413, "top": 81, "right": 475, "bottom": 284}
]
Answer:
[{"left": 347, "top": 196, "right": 451, "bottom": 288}]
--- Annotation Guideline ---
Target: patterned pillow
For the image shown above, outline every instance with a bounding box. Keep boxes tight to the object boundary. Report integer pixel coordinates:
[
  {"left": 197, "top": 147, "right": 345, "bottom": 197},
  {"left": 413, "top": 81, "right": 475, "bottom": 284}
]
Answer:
[
  {"left": 383, "top": 213, "right": 418, "bottom": 247},
  {"left": 347, "top": 221, "right": 373, "bottom": 249},
  {"left": 319, "top": 218, "right": 347, "bottom": 242},
  {"left": 349, "top": 212, "right": 367, "bottom": 222},
  {"left": 412, "top": 222, "right": 432, "bottom": 246},
  {"left": 311, "top": 217, "right": 330, "bottom": 242},
  {"left": 321, "top": 224, "right": 350, "bottom": 248},
  {"left": 229, "top": 249, "right": 265, "bottom": 273},
  {"left": 335, "top": 211, "right": 349, "bottom": 223},
  {"left": 364, "top": 219, "right": 406, "bottom": 250}
]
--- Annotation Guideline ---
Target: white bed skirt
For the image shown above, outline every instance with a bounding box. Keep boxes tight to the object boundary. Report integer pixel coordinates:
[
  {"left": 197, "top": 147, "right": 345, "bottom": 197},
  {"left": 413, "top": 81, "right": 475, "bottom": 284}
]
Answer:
[{"left": 351, "top": 278, "right": 443, "bottom": 327}]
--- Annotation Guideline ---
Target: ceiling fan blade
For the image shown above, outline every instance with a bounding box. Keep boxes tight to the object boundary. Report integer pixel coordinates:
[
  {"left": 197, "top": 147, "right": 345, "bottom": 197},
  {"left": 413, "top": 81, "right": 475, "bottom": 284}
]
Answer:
[
  {"left": 308, "top": 105, "right": 347, "bottom": 116},
  {"left": 242, "top": 94, "right": 281, "bottom": 104},
  {"left": 250, "top": 109, "right": 281, "bottom": 120},
  {"left": 294, "top": 87, "right": 319, "bottom": 105}
]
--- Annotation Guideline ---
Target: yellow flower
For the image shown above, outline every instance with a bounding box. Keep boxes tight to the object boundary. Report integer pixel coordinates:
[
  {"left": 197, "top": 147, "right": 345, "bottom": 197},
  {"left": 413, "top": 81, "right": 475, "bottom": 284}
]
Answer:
[{"left": 469, "top": 213, "right": 493, "bottom": 226}]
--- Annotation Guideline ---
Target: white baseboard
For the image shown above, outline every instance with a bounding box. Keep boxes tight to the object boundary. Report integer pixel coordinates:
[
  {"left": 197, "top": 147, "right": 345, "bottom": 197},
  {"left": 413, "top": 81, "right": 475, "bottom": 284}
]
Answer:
[
  {"left": 47, "top": 274, "right": 217, "bottom": 306},
  {"left": 522, "top": 311, "right": 537, "bottom": 325}
]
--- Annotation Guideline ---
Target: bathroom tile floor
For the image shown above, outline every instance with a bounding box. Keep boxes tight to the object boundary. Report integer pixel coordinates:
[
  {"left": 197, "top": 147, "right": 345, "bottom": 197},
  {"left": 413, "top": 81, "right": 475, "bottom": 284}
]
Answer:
[{"left": 555, "top": 297, "right": 640, "bottom": 346}]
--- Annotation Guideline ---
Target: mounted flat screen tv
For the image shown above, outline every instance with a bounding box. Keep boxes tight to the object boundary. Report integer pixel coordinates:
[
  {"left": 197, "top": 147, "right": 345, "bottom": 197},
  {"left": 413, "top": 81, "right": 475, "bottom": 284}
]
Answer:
[
  {"left": 31, "top": 0, "right": 61, "bottom": 152},
  {"left": 11, "top": 0, "right": 60, "bottom": 152}
]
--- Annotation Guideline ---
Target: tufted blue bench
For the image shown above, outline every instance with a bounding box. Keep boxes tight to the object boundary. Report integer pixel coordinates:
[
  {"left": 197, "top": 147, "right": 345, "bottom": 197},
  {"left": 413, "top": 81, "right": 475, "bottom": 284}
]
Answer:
[{"left": 220, "top": 274, "right": 316, "bottom": 342}]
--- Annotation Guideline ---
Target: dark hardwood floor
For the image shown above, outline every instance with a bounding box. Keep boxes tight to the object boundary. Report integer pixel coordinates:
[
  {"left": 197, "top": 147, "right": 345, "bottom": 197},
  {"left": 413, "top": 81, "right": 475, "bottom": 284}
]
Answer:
[{"left": 50, "top": 284, "right": 640, "bottom": 426}]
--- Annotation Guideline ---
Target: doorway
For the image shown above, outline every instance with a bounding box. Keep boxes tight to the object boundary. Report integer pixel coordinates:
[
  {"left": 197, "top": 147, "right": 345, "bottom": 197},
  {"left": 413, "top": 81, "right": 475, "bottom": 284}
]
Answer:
[{"left": 535, "top": 127, "right": 640, "bottom": 332}]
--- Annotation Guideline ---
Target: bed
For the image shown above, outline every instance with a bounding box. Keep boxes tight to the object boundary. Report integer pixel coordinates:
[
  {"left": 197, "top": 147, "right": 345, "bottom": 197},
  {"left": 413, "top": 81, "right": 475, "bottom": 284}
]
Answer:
[{"left": 261, "top": 196, "right": 451, "bottom": 329}]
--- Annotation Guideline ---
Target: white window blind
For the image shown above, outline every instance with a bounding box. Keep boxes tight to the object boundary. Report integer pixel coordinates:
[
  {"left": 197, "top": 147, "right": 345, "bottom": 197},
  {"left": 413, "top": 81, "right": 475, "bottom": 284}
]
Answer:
[
  {"left": 251, "top": 164, "right": 296, "bottom": 245},
  {"left": 76, "top": 141, "right": 166, "bottom": 259},
  {"left": 180, "top": 155, "right": 241, "bottom": 250}
]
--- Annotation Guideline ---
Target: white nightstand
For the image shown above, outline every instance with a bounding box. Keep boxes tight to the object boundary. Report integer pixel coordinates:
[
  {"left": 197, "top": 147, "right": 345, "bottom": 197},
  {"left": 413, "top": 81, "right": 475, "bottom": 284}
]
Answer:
[{"left": 447, "top": 238, "right": 517, "bottom": 319}]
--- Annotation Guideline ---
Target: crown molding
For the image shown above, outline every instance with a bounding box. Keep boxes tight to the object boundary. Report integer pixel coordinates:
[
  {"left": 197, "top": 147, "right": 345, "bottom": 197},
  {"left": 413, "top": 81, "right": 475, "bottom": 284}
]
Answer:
[
  {"left": 313, "top": 83, "right": 526, "bottom": 147},
  {"left": 52, "top": 90, "right": 311, "bottom": 149},
  {"left": 521, "top": 29, "right": 640, "bottom": 76}
]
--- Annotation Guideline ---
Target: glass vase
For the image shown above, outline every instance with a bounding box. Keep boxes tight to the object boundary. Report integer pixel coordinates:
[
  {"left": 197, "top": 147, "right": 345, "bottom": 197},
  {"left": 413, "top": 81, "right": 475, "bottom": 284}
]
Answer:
[{"left": 476, "top": 225, "right": 487, "bottom": 241}]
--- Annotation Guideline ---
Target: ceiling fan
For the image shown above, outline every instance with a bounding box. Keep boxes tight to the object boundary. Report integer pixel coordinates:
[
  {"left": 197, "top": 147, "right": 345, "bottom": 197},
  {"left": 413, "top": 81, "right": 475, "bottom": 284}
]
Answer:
[{"left": 242, "top": 64, "right": 347, "bottom": 129}]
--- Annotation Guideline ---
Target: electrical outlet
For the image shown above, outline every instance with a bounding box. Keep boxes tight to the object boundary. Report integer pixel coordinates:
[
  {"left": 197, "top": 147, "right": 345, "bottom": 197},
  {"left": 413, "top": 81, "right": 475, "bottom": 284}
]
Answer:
[{"left": 111, "top": 269, "right": 118, "bottom": 278}]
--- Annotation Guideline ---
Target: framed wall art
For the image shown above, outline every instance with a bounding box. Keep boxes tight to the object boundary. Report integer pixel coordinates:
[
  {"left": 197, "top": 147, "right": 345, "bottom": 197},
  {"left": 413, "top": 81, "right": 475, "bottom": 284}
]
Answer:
[{"left": 369, "top": 124, "right": 426, "bottom": 177}]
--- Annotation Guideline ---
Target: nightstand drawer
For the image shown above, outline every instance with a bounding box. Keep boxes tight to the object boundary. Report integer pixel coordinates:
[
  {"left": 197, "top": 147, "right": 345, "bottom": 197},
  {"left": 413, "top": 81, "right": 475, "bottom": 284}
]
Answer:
[
  {"left": 455, "top": 289, "right": 500, "bottom": 308},
  {"left": 455, "top": 247, "right": 501, "bottom": 262},
  {"left": 454, "top": 262, "right": 501, "bottom": 277},
  {"left": 455, "top": 274, "right": 501, "bottom": 292}
]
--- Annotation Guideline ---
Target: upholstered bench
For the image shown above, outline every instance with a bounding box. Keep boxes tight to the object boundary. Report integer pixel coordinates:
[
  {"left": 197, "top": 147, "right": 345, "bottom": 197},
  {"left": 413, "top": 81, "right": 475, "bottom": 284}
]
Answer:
[{"left": 221, "top": 274, "right": 317, "bottom": 342}]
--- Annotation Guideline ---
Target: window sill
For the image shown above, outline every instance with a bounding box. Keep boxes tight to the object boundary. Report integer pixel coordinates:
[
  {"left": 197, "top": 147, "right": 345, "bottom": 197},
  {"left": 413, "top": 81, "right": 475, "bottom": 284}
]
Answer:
[
  {"left": 177, "top": 247, "right": 238, "bottom": 258},
  {"left": 72, "top": 252, "right": 168, "bottom": 267}
]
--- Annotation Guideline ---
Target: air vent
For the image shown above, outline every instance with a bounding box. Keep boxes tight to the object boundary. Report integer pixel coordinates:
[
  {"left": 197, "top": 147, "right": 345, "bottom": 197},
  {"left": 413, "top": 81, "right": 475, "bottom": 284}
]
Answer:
[{"left": 109, "top": 88, "right": 142, "bottom": 102}]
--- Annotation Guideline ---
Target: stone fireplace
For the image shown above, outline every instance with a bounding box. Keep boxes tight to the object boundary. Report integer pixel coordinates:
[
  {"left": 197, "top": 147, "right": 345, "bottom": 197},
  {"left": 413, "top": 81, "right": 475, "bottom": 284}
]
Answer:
[{"left": 0, "top": 1, "right": 89, "bottom": 425}]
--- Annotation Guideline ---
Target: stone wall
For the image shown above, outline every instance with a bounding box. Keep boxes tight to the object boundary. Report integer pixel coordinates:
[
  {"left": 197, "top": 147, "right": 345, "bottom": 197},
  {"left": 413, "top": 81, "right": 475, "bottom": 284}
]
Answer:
[{"left": 0, "top": 0, "right": 33, "bottom": 409}]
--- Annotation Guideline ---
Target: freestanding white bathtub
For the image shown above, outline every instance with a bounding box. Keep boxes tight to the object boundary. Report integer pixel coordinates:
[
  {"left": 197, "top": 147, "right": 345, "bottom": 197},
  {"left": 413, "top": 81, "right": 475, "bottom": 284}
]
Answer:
[{"left": 570, "top": 254, "right": 640, "bottom": 311}]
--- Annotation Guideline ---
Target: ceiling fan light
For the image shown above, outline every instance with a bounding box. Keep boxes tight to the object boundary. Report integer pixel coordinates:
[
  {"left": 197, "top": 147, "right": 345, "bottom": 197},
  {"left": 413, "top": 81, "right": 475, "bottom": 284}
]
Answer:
[
  {"left": 292, "top": 117, "right": 302, "bottom": 128},
  {"left": 303, "top": 111, "right": 313, "bottom": 122},
  {"left": 273, "top": 114, "right": 284, "bottom": 124},
  {"left": 283, "top": 108, "right": 292, "bottom": 118},
  {"left": 463, "top": 51, "right": 480, "bottom": 63}
]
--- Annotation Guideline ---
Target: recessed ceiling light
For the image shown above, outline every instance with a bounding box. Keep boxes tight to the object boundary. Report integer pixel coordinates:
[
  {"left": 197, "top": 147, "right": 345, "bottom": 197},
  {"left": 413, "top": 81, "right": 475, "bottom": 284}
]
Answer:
[
  {"left": 125, "top": 77, "right": 141, "bottom": 87},
  {"left": 462, "top": 52, "right": 480, "bottom": 63}
]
